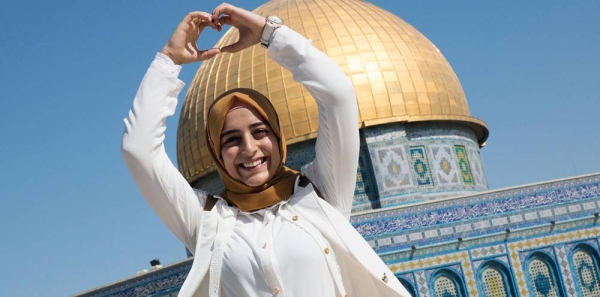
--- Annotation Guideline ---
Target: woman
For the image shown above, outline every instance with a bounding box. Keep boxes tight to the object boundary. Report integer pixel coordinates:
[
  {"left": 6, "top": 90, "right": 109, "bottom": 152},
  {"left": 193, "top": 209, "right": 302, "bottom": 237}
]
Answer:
[{"left": 122, "top": 3, "right": 410, "bottom": 297}]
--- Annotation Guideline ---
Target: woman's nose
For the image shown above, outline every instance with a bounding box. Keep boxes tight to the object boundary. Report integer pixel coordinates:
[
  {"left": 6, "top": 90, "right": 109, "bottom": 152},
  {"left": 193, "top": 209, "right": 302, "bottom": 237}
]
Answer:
[{"left": 240, "top": 135, "right": 258, "bottom": 155}]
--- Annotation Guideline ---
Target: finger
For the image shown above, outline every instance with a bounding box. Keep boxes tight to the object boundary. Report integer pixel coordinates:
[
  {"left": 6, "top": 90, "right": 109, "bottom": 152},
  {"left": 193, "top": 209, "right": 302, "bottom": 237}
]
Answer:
[
  {"left": 198, "top": 48, "right": 221, "bottom": 60},
  {"left": 183, "top": 11, "right": 202, "bottom": 24},
  {"left": 189, "top": 48, "right": 221, "bottom": 63},
  {"left": 220, "top": 41, "right": 243, "bottom": 54},
  {"left": 186, "top": 11, "right": 212, "bottom": 22},
  {"left": 212, "top": 3, "right": 235, "bottom": 22},
  {"left": 186, "top": 12, "right": 216, "bottom": 31},
  {"left": 217, "top": 15, "right": 232, "bottom": 26}
]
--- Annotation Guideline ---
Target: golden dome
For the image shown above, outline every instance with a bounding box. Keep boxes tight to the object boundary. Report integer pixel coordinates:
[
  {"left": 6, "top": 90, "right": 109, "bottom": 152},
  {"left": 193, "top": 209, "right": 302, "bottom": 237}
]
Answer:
[{"left": 177, "top": 0, "right": 489, "bottom": 183}]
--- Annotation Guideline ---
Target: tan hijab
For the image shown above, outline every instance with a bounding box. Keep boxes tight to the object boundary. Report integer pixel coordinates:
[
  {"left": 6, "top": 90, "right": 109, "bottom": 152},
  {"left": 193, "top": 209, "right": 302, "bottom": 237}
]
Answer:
[{"left": 205, "top": 88, "right": 300, "bottom": 212}]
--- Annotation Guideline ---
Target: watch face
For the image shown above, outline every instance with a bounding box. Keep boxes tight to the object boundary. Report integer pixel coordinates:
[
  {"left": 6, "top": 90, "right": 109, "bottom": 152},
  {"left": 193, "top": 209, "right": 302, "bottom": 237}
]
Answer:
[{"left": 267, "top": 16, "right": 284, "bottom": 25}]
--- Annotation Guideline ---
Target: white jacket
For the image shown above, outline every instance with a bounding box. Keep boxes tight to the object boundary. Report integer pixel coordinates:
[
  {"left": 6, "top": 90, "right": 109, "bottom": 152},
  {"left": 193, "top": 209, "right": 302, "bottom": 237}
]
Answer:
[{"left": 122, "top": 26, "right": 410, "bottom": 297}]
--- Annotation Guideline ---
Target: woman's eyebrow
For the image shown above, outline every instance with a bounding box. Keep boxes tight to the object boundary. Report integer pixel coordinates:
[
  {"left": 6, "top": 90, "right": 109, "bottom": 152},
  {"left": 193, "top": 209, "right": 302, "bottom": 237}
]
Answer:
[
  {"left": 249, "top": 121, "right": 267, "bottom": 129},
  {"left": 220, "top": 121, "right": 266, "bottom": 139},
  {"left": 220, "top": 129, "right": 239, "bottom": 139}
]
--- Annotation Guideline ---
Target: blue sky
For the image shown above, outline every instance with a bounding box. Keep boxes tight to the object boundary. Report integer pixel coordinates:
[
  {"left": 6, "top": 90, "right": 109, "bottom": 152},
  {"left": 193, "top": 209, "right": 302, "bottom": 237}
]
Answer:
[{"left": 1, "top": 0, "right": 598, "bottom": 296}]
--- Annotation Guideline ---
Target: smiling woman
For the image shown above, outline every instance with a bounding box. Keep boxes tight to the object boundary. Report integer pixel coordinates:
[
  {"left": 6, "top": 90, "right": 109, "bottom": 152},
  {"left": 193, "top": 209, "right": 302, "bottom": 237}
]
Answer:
[{"left": 121, "top": 2, "right": 411, "bottom": 296}]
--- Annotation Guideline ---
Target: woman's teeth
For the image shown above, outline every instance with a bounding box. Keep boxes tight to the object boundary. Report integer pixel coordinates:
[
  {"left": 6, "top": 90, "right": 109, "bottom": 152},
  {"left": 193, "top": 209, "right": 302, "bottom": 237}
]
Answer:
[{"left": 242, "top": 159, "right": 263, "bottom": 168}]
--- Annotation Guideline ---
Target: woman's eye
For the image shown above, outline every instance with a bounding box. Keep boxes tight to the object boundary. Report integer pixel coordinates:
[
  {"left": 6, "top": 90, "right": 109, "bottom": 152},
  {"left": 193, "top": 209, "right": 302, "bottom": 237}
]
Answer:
[
  {"left": 254, "top": 129, "right": 269, "bottom": 137},
  {"left": 222, "top": 136, "right": 240, "bottom": 146}
]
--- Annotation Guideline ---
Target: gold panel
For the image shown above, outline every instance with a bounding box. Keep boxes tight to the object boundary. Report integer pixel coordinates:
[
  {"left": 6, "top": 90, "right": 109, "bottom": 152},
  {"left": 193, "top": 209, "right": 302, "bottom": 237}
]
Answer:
[{"left": 177, "top": 0, "right": 489, "bottom": 183}]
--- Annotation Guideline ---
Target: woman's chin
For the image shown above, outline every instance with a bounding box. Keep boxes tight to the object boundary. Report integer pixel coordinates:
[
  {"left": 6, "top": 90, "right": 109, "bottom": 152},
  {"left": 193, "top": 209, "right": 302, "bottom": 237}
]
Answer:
[{"left": 240, "top": 174, "right": 270, "bottom": 187}]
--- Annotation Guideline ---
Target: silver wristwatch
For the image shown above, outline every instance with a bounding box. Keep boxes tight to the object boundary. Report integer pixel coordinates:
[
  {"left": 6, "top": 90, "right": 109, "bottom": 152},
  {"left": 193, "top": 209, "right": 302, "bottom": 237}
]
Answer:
[{"left": 260, "top": 16, "right": 284, "bottom": 48}]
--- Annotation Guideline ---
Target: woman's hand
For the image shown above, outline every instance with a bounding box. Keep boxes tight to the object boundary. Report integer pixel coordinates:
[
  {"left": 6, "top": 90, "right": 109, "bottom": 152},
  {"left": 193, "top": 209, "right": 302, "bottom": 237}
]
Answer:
[
  {"left": 212, "top": 3, "right": 266, "bottom": 53},
  {"left": 160, "top": 11, "right": 222, "bottom": 65}
]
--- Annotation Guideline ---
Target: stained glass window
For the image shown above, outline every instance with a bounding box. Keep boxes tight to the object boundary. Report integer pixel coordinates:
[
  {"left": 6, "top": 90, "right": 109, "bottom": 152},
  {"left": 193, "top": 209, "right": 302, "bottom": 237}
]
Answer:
[
  {"left": 573, "top": 249, "right": 600, "bottom": 296},
  {"left": 435, "top": 275, "right": 459, "bottom": 297},
  {"left": 479, "top": 261, "right": 515, "bottom": 297},
  {"left": 528, "top": 257, "right": 560, "bottom": 297},
  {"left": 482, "top": 267, "right": 508, "bottom": 297}
]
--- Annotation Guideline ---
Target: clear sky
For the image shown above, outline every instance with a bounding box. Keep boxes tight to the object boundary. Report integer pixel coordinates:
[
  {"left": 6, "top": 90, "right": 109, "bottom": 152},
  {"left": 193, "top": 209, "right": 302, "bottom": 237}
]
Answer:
[{"left": 1, "top": 0, "right": 598, "bottom": 296}]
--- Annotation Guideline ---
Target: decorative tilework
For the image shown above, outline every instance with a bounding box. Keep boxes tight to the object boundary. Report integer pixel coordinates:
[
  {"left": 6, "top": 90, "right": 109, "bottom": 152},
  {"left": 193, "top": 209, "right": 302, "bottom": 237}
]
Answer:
[
  {"left": 388, "top": 252, "right": 476, "bottom": 297},
  {"left": 510, "top": 215, "right": 524, "bottom": 223},
  {"left": 555, "top": 245, "right": 576, "bottom": 296},
  {"left": 378, "top": 237, "right": 392, "bottom": 246},
  {"left": 492, "top": 217, "right": 509, "bottom": 226},
  {"left": 362, "top": 122, "right": 488, "bottom": 206},
  {"left": 539, "top": 209, "right": 553, "bottom": 218},
  {"left": 554, "top": 207, "right": 567, "bottom": 215},
  {"left": 356, "top": 176, "right": 600, "bottom": 245},
  {"left": 474, "top": 220, "right": 491, "bottom": 230},
  {"left": 525, "top": 212, "right": 539, "bottom": 221},
  {"left": 429, "top": 145, "right": 460, "bottom": 186},
  {"left": 376, "top": 145, "right": 413, "bottom": 190},
  {"left": 470, "top": 245, "right": 507, "bottom": 260},
  {"left": 409, "top": 146, "right": 433, "bottom": 186},
  {"left": 455, "top": 224, "right": 472, "bottom": 233},
  {"left": 353, "top": 146, "right": 381, "bottom": 211},
  {"left": 467, "top": 147, "right": 488, "bottom": 187},
  {"left": 425, "top": 229, "right": 439, "bottom": 239},
  {"left": 394, "top": 235, "right": 408, "bottom": 243},
  {"left": 582, "top": 201, "right": 596, "bottom": 210},
  {"left": 440, "top": 227, "right": 454, "bottom": 236},
  {"left": 454, "top": 145, "right": 474, "bottom": 185},
  {"left": 569, "top": 204, "right": 582, "bottom": 212},
  {"left": 410, "top": 232, "right": 424, "bottom": 241},
  {"left": 416, "top": 271, "right": 430, "bottom": 297},
  {"left": 506, "top": 227, "right": 600, "bottom": 297}
]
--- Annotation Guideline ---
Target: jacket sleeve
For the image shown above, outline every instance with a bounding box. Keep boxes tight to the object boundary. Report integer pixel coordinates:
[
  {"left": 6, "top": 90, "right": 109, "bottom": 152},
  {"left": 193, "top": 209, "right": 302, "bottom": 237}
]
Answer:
[
  {"left": 268, "top": 26, "right": 359, "bottom": 219},
  {"left": 121, "top": 53, "right": 205, "bottom": 253}
]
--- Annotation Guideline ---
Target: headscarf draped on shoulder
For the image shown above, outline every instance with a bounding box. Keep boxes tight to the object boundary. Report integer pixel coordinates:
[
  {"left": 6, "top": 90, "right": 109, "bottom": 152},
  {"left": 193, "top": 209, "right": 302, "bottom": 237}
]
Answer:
[{"left": 205, "top": 88, "right": 300, "bottom": 212}]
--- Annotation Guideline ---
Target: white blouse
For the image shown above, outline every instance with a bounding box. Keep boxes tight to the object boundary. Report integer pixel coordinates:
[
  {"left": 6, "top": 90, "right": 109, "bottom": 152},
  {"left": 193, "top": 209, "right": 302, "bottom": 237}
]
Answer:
[{"left": 221, "top": 203, "right": 336, "bottom": 296}]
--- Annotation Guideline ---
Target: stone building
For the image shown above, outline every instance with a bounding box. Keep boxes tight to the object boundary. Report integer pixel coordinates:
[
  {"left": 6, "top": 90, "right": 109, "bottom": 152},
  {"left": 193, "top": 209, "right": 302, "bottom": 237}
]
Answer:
[{"left": 74, "top": 0, "right": 600, "bottom": 296}]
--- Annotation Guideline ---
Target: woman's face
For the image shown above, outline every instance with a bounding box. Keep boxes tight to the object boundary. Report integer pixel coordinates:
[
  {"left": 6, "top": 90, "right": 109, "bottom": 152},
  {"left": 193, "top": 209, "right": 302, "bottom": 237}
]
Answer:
[{"left": 220, "top": 105, "right": 281, "bottom": 187}]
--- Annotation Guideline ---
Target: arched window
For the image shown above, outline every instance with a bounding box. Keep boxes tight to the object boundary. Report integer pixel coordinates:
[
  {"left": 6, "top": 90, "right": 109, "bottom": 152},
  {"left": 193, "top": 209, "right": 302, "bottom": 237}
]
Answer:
[
  {"left": 571, "top": 244, "right": 600, "bottom": 296},
  {"left": 398, "top": 277, "right": 417, "bottom": 297},
  {"left": 525, "top": 252, "right": 564, "bottom": 297},
  {"left": 431, "top": 268, "right": 466, "bottom": 297},
  {"left": 478, "top": 260, "right": 515, "bottom": 297}
]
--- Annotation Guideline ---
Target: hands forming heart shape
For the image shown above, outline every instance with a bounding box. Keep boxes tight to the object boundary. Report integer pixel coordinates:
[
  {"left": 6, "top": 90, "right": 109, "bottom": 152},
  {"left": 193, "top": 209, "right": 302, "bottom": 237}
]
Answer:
[{"left": 161, "top": 3, "right": 268, "bottom": 65}]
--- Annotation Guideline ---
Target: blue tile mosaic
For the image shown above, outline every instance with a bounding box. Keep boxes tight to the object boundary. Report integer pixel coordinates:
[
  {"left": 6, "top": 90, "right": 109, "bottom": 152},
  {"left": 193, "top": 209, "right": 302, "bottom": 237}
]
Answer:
[
  {"left": 351, "top": 174, "right": 600, "bottom": 254},
  {"left": 363, "top": 122, "right": 488, "bottom": 207},
  {"left": 454, "top": 145, "right": 474, "bottom": 185},
  {"left": 409, "top": 146, "right": 434, "bottom": 186},
  {"left": 429, "top": 145, "right": 460, "bottom": 186}
]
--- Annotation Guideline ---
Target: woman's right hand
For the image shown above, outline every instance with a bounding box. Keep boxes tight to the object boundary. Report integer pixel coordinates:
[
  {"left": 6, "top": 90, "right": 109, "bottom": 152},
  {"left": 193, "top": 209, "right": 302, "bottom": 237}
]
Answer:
[
  {"left": 160, "top": 11, "right": 222, "bottom": 65},
  {"left": 211, "top": 3, "right": 267, "bottom": 53}
]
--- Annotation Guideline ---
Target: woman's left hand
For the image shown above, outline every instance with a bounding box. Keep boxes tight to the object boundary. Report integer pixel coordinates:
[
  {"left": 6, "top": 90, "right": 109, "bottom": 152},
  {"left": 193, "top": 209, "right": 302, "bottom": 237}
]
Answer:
[{"left": 212, "top": 3, "right": 267, "bottom": 53}]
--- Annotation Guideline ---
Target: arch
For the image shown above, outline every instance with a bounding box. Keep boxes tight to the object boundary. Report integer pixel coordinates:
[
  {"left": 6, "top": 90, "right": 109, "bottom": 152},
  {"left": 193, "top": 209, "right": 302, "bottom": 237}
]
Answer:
[
  {"left": 430, "top": 268, "right": 467, "bottom": 297},
  {"left": 477, "top": 260, "right": 516, "bottom": 297},
  {"left": 525, "top": 251, "right": 565, "bottom": 297},
  {"left": 397, "top": 276, "right": 417, "bottom": 297},
  {"left": 570, "top": 243, "right": 600, "bottom": 296}
]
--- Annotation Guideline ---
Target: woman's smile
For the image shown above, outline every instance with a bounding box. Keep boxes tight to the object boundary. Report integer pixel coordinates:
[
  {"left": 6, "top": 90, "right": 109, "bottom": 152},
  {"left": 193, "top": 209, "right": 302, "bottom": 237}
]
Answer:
[{"left": 239, "top": 157, "right": 267, "bottom": 169}]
